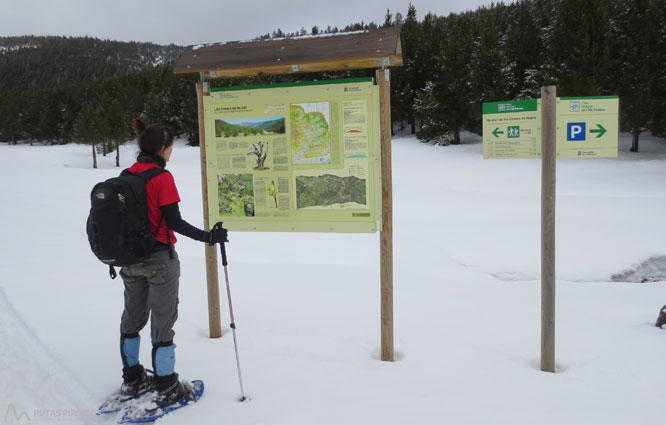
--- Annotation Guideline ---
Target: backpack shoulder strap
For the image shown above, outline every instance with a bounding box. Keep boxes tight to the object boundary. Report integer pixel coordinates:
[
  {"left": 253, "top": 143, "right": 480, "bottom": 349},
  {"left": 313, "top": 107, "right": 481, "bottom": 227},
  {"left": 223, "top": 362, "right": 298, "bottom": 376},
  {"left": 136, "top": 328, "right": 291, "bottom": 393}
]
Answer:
[
  {"left": 139, "top": 167, "right": 174, "bottom": 260},
  {"left": 122, "top": 167, "right": 169, "bottom": 181},
  {"left": 138, "top": 167, "right": 169, "bottom": 181}
]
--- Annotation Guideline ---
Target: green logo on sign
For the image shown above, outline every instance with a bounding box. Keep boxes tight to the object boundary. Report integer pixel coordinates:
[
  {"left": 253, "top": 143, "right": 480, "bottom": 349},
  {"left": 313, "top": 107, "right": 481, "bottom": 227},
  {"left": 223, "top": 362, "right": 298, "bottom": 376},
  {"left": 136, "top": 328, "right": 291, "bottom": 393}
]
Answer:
[{"left": 508, "top": 126, "right": 520, "bottom": 138}]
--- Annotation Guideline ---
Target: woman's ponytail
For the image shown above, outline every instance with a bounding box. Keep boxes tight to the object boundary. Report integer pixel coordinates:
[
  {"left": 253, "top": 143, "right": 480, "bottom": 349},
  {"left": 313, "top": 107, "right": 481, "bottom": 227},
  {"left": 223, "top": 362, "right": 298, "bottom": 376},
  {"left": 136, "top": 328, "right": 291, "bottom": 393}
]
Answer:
[
  {"left": 132, "top": 118, "right": 174, "bottom": 159},
  {"left": 132, "top": 118, "right": 146, "bottom": 136}
]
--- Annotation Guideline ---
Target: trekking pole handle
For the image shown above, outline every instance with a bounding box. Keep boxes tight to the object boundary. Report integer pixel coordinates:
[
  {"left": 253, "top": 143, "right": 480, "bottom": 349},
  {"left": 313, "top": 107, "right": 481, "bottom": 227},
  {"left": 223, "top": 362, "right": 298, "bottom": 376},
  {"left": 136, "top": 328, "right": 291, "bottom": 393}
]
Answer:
[
  {"left": 211, "top": 222, "right": 229, "bottom": 266},
  {"left": 219, "top": 240, "right": 228, "bottom": 267}
]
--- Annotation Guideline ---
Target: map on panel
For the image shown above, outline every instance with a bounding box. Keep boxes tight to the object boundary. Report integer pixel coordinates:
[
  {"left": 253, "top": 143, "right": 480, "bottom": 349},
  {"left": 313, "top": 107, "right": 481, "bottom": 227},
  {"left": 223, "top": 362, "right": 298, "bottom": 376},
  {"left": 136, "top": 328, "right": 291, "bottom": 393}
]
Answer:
[
  {"left": 290, "top": 102, "right": 332, "bottom": 164},
  {"left": 203, "top": 78, "right": 382, "bottom": 233}
]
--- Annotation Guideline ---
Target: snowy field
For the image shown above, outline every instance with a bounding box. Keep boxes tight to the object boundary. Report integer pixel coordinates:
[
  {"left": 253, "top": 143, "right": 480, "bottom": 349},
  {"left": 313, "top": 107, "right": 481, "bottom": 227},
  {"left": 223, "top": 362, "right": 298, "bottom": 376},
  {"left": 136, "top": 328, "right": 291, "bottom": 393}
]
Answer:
[{"left": 1, "top": 133, "right": 665, "bottom": 425}]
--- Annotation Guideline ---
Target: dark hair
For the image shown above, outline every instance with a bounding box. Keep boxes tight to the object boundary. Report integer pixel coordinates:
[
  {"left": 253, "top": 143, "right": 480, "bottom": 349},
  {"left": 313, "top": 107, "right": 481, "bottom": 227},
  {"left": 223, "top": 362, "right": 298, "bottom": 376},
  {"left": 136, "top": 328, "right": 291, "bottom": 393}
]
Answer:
[{"left": 132, "top": 118, "right": 174, "bottom": 158}]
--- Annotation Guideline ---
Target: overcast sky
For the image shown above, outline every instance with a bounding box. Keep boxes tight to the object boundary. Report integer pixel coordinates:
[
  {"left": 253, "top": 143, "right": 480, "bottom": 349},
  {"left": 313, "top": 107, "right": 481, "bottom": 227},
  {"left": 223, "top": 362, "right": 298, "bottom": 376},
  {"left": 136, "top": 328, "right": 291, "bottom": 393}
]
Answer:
[{"left": 0, "top": 0, "right": 503, "bottom": 46}]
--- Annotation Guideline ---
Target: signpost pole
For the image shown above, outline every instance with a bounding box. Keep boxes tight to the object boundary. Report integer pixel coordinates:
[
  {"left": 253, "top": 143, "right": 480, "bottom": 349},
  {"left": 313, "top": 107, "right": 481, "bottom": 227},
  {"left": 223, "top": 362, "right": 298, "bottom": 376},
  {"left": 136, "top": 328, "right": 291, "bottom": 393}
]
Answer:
[
  {"left": 540, "top": 85, "right": 556, "bottom": 372},
  {"left": 376, "top": 68, "right": 394, "bottom": 362},
  {"left": 197, "top": 79, "right": 222, "bottom": 339}
]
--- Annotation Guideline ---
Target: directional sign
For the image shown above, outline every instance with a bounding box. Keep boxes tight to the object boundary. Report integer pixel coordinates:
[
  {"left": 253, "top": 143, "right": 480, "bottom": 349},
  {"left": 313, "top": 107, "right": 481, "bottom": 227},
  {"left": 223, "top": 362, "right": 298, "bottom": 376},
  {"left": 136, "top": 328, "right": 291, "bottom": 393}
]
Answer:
[
  {"left": 556, "top": 97, "right": 619, "bottom": 158},
  {"left": 590, "top": 124, "right": 606, "bottom": 138},
  {"left": 482, "top": 99, "right": 541, "bottom": 159},
  {"left": 483, "top": 96, "right": 618, "bottom": 159}
]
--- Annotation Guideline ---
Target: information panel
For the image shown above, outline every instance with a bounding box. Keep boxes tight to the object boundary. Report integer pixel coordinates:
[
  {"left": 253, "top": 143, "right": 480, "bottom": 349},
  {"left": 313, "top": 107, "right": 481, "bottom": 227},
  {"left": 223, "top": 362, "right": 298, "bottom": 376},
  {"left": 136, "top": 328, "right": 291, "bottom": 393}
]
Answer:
[
  {"left": 556, "top": 96, "right": 619, "bottom": 158},
  {"left": 202, "top": 78, "right": 382, "bottom": 233},
  {"left": 483, "top": 99, "right": 541, "bottom": 159},
  {"left": 483, "top": 96, "right": 619, "bottom": 159}
]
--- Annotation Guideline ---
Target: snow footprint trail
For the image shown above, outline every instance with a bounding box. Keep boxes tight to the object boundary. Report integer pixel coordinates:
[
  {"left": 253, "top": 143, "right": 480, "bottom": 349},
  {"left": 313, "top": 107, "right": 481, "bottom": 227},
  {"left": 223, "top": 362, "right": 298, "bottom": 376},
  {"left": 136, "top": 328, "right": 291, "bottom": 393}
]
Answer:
[{"left": 0, "top": 288, "right": 96, "bottom": 424}]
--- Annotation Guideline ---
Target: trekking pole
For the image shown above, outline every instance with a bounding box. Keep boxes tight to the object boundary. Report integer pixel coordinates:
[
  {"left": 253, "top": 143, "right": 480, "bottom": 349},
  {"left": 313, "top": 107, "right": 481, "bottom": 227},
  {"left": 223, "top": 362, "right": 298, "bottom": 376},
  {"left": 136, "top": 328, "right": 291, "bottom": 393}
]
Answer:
[{"left": 213, "top": 223, "right": 248, "bottom": 402}]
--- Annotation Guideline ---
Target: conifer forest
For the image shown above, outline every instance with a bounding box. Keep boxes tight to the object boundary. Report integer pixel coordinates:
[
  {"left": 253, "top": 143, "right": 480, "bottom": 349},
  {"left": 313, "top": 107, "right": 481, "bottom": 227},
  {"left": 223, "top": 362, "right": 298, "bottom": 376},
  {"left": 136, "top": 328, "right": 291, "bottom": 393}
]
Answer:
[{"left": 1, "top": 0, "right": 664, "bottom": 157}]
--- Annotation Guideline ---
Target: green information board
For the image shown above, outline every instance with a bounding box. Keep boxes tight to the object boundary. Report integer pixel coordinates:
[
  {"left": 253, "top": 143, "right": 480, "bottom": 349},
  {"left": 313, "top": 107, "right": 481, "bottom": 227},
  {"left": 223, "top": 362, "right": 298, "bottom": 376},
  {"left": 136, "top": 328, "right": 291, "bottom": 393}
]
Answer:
[
  {"left": 483, "top": 99, "right": 541, "bottom": 159},
  {"left": 203, "top": 78, "right": 382, "bottom": 233},
  {"left": 483, "top": 96, "right": 619, "bottom": 159}
]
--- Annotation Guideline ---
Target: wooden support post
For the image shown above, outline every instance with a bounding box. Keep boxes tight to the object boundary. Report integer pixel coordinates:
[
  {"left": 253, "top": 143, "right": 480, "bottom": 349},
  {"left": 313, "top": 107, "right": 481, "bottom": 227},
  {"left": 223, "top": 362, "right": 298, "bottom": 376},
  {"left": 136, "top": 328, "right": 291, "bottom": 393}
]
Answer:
[
  {"left": 540, "top": 85, "right": 556, "bottom": 372},
  {"left": 197, "top": 80, "right": 222, "bottom": 339},
  {"left": 376, "top": 69, "right": 394, "bottom": 362}
]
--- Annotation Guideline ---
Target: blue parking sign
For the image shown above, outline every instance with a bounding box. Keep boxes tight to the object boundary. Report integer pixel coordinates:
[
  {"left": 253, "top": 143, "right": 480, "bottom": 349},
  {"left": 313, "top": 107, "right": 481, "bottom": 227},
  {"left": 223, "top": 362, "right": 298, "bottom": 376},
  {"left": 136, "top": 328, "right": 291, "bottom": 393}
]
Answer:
[{"left": 567, "top": 122, "right": 586, "bottom": 141}]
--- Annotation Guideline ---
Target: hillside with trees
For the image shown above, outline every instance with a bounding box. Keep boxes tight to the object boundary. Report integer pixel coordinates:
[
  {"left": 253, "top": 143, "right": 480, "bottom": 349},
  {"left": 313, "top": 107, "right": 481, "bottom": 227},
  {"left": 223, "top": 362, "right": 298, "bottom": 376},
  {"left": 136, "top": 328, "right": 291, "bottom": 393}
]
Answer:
[
  {"left": 1, "top": 0, "right": 664, "bottom": 165},
  {"left": 250, "top": 118, "right": 286, "bottom": 134},
  {"left": 0, "top": 36, "right": 182, "bottom": 93},
  {"left": 215, "top": 120, "right": 264, "bottom": 138}
]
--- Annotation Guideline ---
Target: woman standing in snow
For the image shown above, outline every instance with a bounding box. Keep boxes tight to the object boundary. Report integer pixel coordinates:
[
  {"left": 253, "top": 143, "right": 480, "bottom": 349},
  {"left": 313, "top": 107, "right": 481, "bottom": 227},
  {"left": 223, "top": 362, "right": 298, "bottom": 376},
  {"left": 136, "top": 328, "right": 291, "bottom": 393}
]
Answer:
[{"left": 118, "top": 118, "right": 227, "bottom": 406}]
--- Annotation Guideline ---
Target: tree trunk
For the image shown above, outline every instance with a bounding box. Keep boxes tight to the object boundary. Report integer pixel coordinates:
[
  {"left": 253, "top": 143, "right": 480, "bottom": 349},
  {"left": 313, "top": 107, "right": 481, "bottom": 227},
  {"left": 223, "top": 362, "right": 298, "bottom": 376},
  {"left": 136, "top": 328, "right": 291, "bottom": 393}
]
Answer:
[
  {"left": 92, "top": 143, "right": 98, "bottom": 169},
  {"left": 116, "top": 142, "right": 120, "bottom": 167},
  {"left": 411, "top": 121, "right": 416, "bottom": 135},
  {"left": 629, "top": 127, "right": 640, "bottom": 152}
]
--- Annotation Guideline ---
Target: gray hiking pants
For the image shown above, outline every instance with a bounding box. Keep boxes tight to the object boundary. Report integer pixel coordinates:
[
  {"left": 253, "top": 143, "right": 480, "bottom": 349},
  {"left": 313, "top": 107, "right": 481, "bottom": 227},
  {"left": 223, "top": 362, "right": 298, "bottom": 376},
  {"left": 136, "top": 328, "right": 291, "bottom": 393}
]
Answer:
[{"left": 119, "top": 249, "right": 180, "bottom": 344}]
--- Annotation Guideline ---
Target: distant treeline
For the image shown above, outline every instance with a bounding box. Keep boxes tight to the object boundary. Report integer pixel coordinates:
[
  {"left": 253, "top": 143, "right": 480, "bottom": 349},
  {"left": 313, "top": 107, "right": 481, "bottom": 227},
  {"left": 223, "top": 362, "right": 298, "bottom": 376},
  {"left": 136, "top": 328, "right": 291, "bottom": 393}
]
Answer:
[
  {"left": 1, "top": 0, "right": 665, "bottom": 156},
  {"left": 396, "top": 0, "right": 666, "bottom": 151}
]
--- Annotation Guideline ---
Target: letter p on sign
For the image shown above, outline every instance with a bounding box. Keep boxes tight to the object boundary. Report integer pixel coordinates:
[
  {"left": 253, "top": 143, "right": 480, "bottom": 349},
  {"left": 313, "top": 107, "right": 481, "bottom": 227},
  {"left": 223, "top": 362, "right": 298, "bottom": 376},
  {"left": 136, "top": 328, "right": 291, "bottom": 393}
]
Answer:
[{"left": 567, "top": 122, "right": 586, "bottom": 141}]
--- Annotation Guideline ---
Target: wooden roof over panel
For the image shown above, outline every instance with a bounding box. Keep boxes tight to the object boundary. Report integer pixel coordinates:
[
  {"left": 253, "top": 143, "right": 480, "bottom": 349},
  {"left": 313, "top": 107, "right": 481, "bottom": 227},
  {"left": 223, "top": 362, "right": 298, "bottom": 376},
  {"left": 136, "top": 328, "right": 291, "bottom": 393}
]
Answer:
[{"left": 174, "top": 27, "right": 402, "bottom": 79}]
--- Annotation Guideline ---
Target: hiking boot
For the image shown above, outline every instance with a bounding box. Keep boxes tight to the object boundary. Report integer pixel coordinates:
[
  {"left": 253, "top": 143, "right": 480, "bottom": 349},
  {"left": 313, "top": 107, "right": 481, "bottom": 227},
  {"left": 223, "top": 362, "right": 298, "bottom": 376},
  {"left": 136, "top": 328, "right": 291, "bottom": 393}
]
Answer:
[
  {"left": 120, "top": 371, "right": 153, "bottom": 397},
  {"left": 154, "top": 381, "right": 196, "bottom": 408}
]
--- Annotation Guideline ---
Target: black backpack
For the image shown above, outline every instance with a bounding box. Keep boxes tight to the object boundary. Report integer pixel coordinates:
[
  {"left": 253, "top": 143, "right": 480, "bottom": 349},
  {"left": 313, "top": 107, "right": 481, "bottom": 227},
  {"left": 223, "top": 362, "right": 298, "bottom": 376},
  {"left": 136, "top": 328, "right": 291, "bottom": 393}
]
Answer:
[{"left": 87, "top": 167, "right": 168, "bottom": 278}]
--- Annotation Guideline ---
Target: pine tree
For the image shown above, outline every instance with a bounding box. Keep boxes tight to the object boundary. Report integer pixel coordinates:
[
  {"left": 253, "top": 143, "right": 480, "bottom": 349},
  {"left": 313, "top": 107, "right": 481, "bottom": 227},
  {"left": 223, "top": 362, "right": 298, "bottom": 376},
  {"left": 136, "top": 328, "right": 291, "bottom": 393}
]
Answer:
[
  {"left": 74, "top": 100, "right": 104, "bottom": 168},
  {"left": 414, "top": 81, "right": 449, "bottom": 144},
  {"left": 503, "top": 0, "right": 550, "bottom": 99},
  {"left": 401, "top": 4, "right": 422, "bottom": 134},
  {"left": 415, "top": 13, "right": 474, "bottom": 144},
  {"left": 551, "top": 0, "right": 612, "bottom": 96},
  {"left": 384, "top": 9, "right": 393, "bottom": 27},
  {"left": 467, "top": 5, "right": 512, "bottom": 134},
  {"left": 652, "top": 0, "right": 666, "bottom": 139},
  {"left": 609, "top": 0, "right": 665, "bottom": 151}
]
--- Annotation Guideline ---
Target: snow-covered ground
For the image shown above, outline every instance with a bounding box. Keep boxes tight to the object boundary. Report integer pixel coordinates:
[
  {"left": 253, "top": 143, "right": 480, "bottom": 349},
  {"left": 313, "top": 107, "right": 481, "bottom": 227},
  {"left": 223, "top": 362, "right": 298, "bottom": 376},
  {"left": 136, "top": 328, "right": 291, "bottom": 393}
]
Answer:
[{"left": 1, "top": 133, "right": 665, "bottom": 425}]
